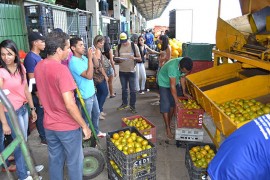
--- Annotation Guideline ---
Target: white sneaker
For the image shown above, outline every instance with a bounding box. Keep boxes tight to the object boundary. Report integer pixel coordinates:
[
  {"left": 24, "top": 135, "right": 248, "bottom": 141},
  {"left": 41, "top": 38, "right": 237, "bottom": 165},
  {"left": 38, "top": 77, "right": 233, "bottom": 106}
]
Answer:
[
  {"left": 27, "top": 165, "right": 44, "bottom": 175},
  {"left": 21, "top": 175, "right": 42, "bottom": 180},
  {"left": 99, "top": 114, "right": 105, "bottom": 120},
  {"left": 100, "top": 112, "right": 107, "bottom": 116},
  {"left": 97, "top": 131, "right": 106, "bottom": 138}
]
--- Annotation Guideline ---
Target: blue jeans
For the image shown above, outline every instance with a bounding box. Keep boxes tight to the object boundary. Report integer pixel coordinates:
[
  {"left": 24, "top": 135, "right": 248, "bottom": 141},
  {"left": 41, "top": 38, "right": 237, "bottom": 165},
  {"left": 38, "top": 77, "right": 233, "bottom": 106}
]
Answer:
[
  {"left": 3, "top": 104, "right": 29, "bottom": 179},
  {"left": 96, "top": 79, "right": 108, "bottom": 112},
  {"left": 119, "top": 71, "right": 136, "bottom": 108},
  {"left": 32, "top": 95, "right": 46, "bottom": 141},
  {"left": 80, "top": 94, "right": 100, "bottom": 134},
  {"left": 45, "top": 128, "right": 83, "bottom": 180}
]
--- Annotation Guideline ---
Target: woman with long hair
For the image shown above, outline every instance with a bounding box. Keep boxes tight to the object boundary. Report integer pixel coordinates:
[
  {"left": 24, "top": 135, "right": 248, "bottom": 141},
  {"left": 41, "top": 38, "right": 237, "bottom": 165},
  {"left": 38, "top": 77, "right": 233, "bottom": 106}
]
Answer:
[
  {"left": 0, "top": 40, "right": 39, "bottom": 179},
  {"left": 93, "top": 35, "right": 109, "bottom": 120},
  {"left": 136, "top": 35, "right": 160, "bottom": 94},
  {"left": 103, "top": 36, "right": 116, "bottom": 98},
  {"left": 159, "top": 35, "right": 171, "bottom": 67}
]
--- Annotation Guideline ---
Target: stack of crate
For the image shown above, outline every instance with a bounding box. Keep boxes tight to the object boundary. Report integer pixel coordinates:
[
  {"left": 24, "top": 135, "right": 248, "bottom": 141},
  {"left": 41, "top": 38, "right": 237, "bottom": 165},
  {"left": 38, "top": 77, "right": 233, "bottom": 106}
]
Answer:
[
  {"left": 25, "top": 5, "right": 54, "bottom": 36},
  {"left": 175, "top": 97, "right": 204, "bottom": 143}
]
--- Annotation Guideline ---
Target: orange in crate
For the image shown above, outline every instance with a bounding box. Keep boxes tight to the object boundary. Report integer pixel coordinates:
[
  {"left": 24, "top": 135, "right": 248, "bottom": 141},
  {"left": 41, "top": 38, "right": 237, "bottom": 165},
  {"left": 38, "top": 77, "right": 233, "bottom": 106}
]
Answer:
[
  {"left": 122, "top": 115, "right": 156, "bottom": 143},
  {"left": 177, "top": 97, "right": 204, "bottom": 129}
]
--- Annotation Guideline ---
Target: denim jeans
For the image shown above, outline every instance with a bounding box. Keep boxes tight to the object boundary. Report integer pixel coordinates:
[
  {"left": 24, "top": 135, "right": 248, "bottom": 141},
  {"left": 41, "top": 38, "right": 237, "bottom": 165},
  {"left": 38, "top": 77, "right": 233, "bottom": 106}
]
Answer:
[
  {"left": 80, "top": 94, "right": 100, "bottom": 134},
  {"left": 45, "top": 128, "right": 83, "bottom": 180},
  {"left": 32, "top": 94, "right": 46, "bottom": 141},
  {"left": 136, "top": 63, "right": 146, "bottom": 91},
  {"left": 96, "top": 79, "right": 108, "bottom": 112},
  {"left": 4, "top": 104, "right": 29, "bottom": 179},
  {"left": 119, "top": 71, "right": 136, "bottom": 108}
]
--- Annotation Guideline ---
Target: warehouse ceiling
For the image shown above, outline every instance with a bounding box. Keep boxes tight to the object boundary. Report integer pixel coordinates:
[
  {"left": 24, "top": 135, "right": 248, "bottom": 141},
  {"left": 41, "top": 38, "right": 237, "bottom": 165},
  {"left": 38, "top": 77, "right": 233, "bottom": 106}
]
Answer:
[{"left": 131, "top": 0, "right": 172, "bottom": 20}]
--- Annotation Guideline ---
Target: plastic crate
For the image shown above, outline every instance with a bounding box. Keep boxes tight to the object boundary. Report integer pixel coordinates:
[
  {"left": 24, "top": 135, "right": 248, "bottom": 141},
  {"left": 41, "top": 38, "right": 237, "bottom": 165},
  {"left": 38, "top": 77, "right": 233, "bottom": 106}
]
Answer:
[
  {"left": 175, "top": 128, "right": 204, "bottom": 142},
  {"left": 27, "top": 25, "right": 54, "bottom": 36},
  {"left": 106, "top": 127, "right": 157, "bottom": 180},
  {"left": 107, "top": 160, "right": 156, "bottom": 180},
  {"left": 148, "top": 54, "right": 158, "bottom": 70},
  {"left": 185, "top": 142, "right": 217, "bottom": 180},
  {"left": 145, "top": 75, "right": 158, "bottom": 90},
  {"left": 177, "top": 97, "right": 204, "bottom": 129},
  {"left": 122, "top": 115, "right": 156, "bottom": 143},
  {"left": 182, "top": 43, "right": 214, "bottom": 61},
  {"left": 26, "top": 16, "right": 54, "bottom": 27},
  {"left": 190, "top": 61, "right": 213, "bottom": 75},
  {"left": 25, "top": 5, "right": 53, "bottom": 18}
]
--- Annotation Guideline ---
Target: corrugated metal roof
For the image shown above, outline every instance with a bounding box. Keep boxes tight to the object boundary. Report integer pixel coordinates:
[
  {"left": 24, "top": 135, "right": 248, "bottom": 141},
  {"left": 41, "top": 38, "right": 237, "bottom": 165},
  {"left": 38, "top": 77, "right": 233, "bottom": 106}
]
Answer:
[{"left": 131, "top": 0, "right": 172, "bottom": 20}]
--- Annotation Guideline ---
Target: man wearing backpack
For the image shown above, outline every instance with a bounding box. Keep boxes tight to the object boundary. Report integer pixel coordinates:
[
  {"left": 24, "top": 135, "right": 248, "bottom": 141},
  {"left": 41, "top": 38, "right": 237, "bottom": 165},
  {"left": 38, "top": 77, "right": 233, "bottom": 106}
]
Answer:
[{"left": 114, "top": 32, "right": 141, "bottom": 113}]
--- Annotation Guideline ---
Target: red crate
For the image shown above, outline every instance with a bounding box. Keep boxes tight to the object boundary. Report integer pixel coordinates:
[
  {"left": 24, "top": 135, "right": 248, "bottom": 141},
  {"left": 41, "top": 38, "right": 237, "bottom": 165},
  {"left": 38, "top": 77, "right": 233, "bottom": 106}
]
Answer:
[
  {"left": 122, "top": 115, "right": 156, "bottom": 143},
  {"left": 176, "top": 97, "right": 204, "bottom": 129}
]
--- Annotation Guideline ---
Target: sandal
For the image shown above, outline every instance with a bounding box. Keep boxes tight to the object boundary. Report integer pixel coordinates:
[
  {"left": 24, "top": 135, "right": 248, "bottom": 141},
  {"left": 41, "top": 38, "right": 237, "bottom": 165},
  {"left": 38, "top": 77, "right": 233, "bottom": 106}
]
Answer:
[
  {"left": 2, "top": 164, "right": 16, "bottom": 172},
  {"left": 110, "top": 93, "right": 116, "bottom": 98}
]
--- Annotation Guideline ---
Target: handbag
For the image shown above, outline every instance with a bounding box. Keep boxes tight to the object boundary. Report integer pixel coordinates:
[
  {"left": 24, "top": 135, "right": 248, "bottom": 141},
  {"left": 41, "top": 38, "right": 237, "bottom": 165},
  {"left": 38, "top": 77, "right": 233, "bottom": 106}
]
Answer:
[{"left": 93, "top": 60, "right": 105, "bottom": 85}]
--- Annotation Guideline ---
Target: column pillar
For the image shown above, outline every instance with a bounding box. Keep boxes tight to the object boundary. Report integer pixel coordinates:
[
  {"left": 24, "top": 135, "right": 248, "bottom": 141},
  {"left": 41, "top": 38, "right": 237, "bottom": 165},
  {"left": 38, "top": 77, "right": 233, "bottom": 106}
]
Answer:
[
  {"left": 113, "top": 0, "right": 121, "bottom": 20},
  {"left": 86, "top": 0, "right": 99, "bottom": 40}
]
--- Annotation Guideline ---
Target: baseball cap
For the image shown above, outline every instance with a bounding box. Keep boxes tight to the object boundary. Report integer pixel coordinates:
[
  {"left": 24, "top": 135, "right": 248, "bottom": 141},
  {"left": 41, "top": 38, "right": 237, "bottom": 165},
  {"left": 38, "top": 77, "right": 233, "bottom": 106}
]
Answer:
[
  {"left": 28, "top": 32, "right": 45, "bottom": 42},
  {"left": 119, "top": 32, "right": 128, "bottom": 43}
]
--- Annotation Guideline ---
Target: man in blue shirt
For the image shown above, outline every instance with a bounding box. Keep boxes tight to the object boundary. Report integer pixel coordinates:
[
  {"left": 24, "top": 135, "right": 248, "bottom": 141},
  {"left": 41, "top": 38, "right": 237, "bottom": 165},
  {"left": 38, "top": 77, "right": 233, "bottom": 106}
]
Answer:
[
  {"left": 208, "top": 114, "right": 270, "bottom": 180},
  {"left": 24, "top": 32, "right": 47, "bottom": 145},
  {"left": 145, "top": 29, "right": 154, "bottom": 49},
  {"left": 69, "top": 37, "right": 105, "bottom": 138}
]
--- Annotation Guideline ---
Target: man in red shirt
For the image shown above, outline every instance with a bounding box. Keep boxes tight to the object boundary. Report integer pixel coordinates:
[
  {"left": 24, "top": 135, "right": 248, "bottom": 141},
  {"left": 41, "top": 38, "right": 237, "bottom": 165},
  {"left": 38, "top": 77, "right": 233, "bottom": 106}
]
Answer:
[{"left": 34, "top": 31, "right": 91, "bottom": 180}]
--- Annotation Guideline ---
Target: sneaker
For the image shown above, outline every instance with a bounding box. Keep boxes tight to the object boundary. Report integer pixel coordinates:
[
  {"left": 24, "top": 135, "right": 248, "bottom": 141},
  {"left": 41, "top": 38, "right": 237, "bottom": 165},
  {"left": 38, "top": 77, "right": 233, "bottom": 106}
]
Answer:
[
  {"left": 99, "top": 114, "right": 105, "bottom": 120},
  {"left": 21, "top": 175, "right": 42, "bottom": 180},
  {"left": 145, "top": 89, "right": 150, "bottom": 92},
  {"left": 27, "top": 165, "right": 44, "bottom": 175},
  {"left": 100, "top": 112, "right": 107, "bottom": 116},
  {"left": 139, "top": 90, "right": 145, "bottom": 95},
  {"left": 117, "top": 104, "right": 129, "bottom": 110},
  {"left": 40, "top": 140, "right": 47, "bottom": 145},
  {"left": 97, "top": 131, "right": 106, "bottom": 138},
  {"left": 130, "top": 106, "right": 137, "bottom": 114}
]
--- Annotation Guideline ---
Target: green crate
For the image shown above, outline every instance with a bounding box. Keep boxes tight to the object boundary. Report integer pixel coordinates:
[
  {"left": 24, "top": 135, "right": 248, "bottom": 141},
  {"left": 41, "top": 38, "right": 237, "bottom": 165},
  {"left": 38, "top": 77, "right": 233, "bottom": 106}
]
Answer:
[{"left": 182, "top": 43, "right": 214, "bottom": 61}]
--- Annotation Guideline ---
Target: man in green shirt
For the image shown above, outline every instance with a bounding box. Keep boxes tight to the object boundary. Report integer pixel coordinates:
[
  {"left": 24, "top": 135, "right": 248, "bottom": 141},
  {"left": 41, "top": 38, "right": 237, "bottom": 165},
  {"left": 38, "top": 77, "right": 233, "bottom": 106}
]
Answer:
[{"left": 157, "top": 57, "right": 193, "bottom": 139}]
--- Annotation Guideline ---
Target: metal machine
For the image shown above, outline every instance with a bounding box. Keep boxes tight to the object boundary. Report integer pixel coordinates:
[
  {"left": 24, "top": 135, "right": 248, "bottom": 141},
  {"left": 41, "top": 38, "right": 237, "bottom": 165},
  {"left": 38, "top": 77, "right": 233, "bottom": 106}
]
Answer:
[{"left": 186, "top": 0, "right": 270, "bottom": 147}]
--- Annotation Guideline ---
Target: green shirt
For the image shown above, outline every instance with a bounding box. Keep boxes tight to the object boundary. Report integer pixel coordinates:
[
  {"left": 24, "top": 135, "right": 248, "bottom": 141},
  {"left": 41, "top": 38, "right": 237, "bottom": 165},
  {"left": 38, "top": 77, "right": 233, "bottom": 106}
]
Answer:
[{"left": 157, "top": 57, "right": 184, "bottom": 88}]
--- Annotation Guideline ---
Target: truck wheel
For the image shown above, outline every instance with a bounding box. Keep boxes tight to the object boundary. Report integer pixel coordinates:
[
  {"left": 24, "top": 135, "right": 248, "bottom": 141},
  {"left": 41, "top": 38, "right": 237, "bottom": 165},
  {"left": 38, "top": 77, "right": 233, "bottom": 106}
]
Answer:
[{"left": 83, "top": 147, "right": 105, "bottom": 179}]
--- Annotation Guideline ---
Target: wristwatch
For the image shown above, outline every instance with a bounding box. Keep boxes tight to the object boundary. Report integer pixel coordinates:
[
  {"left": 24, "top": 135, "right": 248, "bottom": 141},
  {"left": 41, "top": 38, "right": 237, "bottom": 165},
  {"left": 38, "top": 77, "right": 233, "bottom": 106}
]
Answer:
[{"left": 30, "top": 107, "right": 36, "bottom": 111}]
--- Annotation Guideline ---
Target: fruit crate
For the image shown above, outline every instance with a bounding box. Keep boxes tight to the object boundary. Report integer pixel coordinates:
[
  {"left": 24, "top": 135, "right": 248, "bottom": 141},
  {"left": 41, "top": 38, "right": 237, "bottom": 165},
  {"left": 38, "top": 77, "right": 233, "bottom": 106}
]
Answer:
[
  {"left": 106, "top": 127, "right": 157, "bottom": 180},
  {"left": 26, "top": 16, "right": 54, "bottom": 27},
  {"left": 122, "top": 115, "right": 156, "bottom": 143},
  {"left": 107, "top": 161, "right": 156, "bottom": 180},
  {"left": 145, "top": 75, "right": 158, "bottom": 90},
  {"left": 185, "top": 142, "right": 217, "bottom": 180},
  {"left": 175, "top": 128, "right": 204, "bottom": 142},
  {"left": 25, "top": 5, "right": 53, "bottom": 18},
  {"left": 177, "top": 97, "right": 204, "bottom": 129}
]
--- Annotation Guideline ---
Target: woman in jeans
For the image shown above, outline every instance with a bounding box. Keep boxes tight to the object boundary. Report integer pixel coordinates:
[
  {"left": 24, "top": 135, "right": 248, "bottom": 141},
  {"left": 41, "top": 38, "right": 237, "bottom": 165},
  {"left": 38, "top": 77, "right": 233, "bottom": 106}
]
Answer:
[
  {"left": 93, "top": 35, "right": 109, "bottom": 120},
  {"left": 0, "top": 40, "right": 42, "bottom": 179}
]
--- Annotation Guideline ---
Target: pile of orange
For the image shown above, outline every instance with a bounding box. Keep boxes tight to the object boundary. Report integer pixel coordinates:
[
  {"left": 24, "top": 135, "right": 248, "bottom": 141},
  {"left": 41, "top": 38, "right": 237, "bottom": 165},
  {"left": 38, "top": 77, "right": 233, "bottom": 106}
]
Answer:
[
  {"left": 122, "top": 117, "right": 152, "bottom": 135},
  {"left": 218, "top": 99, "right": 270, "bottom": 124},
  {"left": 189, "top": 145, "right": 215, "bottom": 168},
  {"left": 157, "top": 38, "right": 182, "bottom": 59},
  {"left": 111, "top": 130, "right": 152, "bottom": 156},
  {"left": 178, "top": 99, "right": 201, "bottom": 109}
]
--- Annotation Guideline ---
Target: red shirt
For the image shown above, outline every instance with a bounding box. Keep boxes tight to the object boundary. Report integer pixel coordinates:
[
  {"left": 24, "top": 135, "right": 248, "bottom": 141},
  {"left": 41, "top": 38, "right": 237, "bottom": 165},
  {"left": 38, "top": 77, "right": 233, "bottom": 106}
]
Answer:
[{"left": 34, "top": 59, "right": 79, "bottom": 131}]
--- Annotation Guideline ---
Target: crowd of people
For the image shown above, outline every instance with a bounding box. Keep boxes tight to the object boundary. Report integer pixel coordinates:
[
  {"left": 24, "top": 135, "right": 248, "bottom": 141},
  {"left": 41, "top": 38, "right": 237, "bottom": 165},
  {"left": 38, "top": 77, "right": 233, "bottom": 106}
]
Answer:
[
  {"left": 2, "top": 27, "right": 268, "bottom": 180},
  {"left": 0, "top": 28, "right": 194, "bottom": 179}
]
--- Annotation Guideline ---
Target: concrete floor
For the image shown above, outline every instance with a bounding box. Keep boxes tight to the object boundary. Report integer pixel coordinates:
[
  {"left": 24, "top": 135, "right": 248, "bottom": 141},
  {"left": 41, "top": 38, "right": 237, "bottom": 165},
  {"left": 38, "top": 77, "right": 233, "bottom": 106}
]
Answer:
[{"left": 0, "top": 64, "right": 212, "bottom": 180}]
